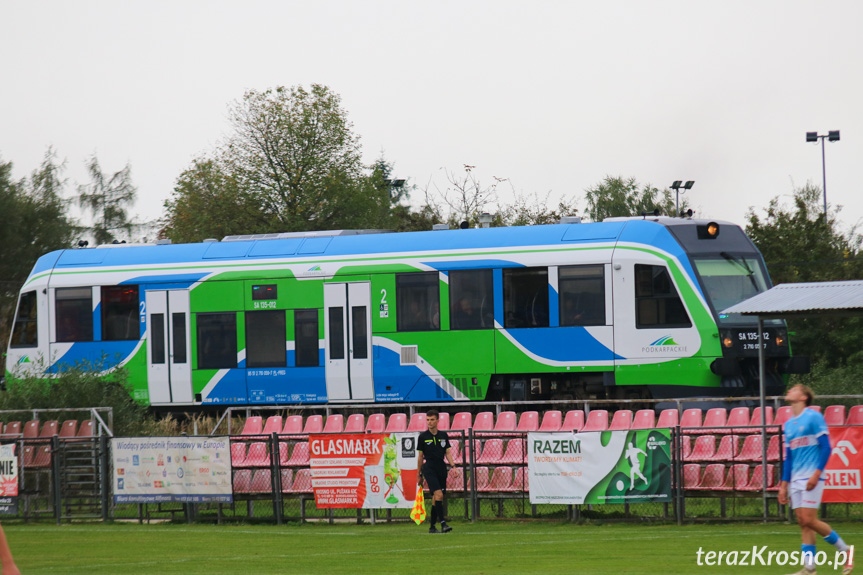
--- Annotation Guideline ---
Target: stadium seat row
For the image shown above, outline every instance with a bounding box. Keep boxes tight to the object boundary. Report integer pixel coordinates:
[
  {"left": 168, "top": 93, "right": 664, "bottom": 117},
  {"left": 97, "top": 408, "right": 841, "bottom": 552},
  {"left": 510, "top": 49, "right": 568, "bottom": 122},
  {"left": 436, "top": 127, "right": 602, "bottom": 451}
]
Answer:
[
  {"left": 683, "top": 463, "right": 779, "bottom": 492},
  {"left": 682, "top": 434, "right": 781, "bottom": 462},
  {"left": 0, "top": 419, "right": 94, "bottom": 440}
]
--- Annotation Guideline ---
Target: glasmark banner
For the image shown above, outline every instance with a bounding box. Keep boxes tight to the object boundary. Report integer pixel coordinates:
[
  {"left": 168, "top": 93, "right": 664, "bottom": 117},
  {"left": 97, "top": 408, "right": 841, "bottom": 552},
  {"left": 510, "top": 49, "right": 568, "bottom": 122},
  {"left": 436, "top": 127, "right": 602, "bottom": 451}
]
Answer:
[
  {"left": 527, "top": 429, "right": 672, "bottom": 505},
  {"left": 310, "top": 432, "right": 419, "bottom": 508},
  {"left": 112, "top": 437, "right": 232, "bottom": 503}
]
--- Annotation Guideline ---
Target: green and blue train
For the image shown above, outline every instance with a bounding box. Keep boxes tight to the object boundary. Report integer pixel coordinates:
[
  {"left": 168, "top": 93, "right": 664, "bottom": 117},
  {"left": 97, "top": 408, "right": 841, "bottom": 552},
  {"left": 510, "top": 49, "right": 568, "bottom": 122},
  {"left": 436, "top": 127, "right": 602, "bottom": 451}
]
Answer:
[{"left": 4, "top": 217, "right": 806, "bottom": 407}]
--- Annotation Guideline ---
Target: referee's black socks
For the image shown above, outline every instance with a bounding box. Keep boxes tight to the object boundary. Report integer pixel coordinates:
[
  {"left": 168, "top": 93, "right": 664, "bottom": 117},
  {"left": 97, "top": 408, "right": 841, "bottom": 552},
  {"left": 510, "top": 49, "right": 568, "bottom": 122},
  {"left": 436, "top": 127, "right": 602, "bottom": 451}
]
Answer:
[{"left": 434, "top": 501, "right": 444, "bottom": 523}]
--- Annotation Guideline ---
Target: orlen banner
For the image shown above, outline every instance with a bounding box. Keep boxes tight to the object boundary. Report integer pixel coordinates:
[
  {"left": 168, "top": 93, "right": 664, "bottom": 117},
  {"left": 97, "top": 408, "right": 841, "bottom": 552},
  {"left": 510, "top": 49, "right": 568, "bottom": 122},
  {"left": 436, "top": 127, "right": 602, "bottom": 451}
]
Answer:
[
  {"left": 527, "top": 429, "right": 672, "bottom": 505},
  {"left": 823, "top": 426, "right": 863, "bottom": 503},
  {"left": 310, "top": 433, "right": 419, "bottom": 509},
  {"left": 0, "top": 444, "right": 18, "bottom": 515},
  {"left": 112, "top": 437, "right": 232, "bottom": 503}
]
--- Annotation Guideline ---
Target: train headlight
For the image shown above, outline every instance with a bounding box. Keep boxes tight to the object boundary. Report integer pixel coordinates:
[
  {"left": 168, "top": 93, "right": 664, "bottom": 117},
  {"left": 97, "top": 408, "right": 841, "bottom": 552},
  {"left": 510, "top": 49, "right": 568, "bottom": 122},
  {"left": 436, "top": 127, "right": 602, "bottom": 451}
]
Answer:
[
  {"left": 775, "top": 331, "right": 787, "bottom": 347},
  {"left": 721, "top": 331, "right": 734, "bottom": 348},
  {"left": 697, "top": 222, "right": 721, "bottom": 239}
]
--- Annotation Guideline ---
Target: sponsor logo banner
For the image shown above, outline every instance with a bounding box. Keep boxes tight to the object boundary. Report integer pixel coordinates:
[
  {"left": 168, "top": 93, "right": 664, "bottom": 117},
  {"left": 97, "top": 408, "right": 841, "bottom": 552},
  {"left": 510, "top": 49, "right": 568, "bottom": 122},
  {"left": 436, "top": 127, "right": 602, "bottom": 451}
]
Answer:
[
  {"left": 111, "top": 437, "right": 232, "bottom": 503},
  {"left": 527, "top": 429, "right": 672, "bottom": 505},
  {"left": 823, "top": 426, "right": 863, "bottom": 503},
  {"left": 310, "top": 433, "right": 419, "bottom": 509},
  {"left": 0, "top": 444, "right": 18, "bottom": 515}
]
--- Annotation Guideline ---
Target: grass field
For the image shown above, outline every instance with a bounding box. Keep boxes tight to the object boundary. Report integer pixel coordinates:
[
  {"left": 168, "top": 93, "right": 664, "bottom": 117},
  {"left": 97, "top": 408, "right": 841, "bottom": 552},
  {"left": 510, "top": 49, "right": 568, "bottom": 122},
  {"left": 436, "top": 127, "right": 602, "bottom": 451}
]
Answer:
[{"left": 4, "top": 520, "right": 863, "bottom": 574}]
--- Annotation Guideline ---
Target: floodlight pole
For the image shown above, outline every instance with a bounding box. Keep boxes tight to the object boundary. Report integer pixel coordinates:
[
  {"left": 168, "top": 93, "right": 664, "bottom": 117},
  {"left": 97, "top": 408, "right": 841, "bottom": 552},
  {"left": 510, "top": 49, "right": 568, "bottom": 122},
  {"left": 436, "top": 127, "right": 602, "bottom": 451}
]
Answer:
[{"left": 806, "top": 131, "right": 840, "bottom": 217}]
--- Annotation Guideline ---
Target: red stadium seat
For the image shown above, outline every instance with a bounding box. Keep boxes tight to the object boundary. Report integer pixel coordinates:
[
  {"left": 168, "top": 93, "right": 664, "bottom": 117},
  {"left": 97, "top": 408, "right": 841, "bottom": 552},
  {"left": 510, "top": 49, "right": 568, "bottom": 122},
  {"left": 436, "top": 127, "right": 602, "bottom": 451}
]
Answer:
[
  {"left": 683, "top": 464, "right": 701, "bottom": 489},
  {"left": 476, "top": 439, "right": 503, "bottom": 465},
  {"left": 582, "top": 410, "right": 608, "bottom": 433},
  {"left": 446, "top": 467, "right": 465, "bottom": 491},
  {"left": 727, "top": 407, "right": 752, "bottom": 434},
  {"left": 513, "top": 467, "right": 528, "bottom": 492},
  {"left": 303, "top": 415, "right": 323, "bottom": 434},
  {"left": 688, "top": 435, "right": 717, "bottom": 461},
  {"left": 245, "top": 442, "right": 270, "bottom": 467},
  {"left": 233, "top": 469, "right": 252, "bottom": 493},
  {"left": 280, "top": 469, "right": 293, "bottom": 493},
  {"left": 250, "top": 469, "right": 272, "bottom": 493},
  {"left": 475, "top": 467, "right": 491, "bottom": 492},
  {"left": 736, "top": 435, "right": 765, "bottom": 462},
  {"left": 437, "top": 412, "right": 450, "bottom": 430},
  {"left": 708, "top": 435, "right": 740, "bottom": 461},
  {"left": 695, "top": 464, "right": 730, "bottom": 490},
  {"left": 473, "top": 412, "right": 494, "bottom": 432},
  {"left": 407, "top": 413, "right": 427, "bottom": 432},
  {"left": 38, "top": 420, "right": 59, "bottom": 440},
  {"left": 365, "top": 414, "right": 386, "bottom": 433},
  {"left": 286, "top": 443, "right": 310, "bottom": 466},
  {"left": 656, "top": 409, "right": 679, "bottom": 429},
  {"left": 230, "top": 443, "right": 247, "bottom": 466},
  {"left": 609, "top": 410, "right": 632, "bottom": 431},
  {"left": 385, "top": 413, "right": 407, "bottom": 433},
  {"left": 289, "top": 469, "right": 313, "bottom": 493},
  {"left": 847, "top": 406, "right": 863, "bottom": 426},
  {"left": 749, "top": 407, "right": 773, "bottom": 430},
  {"left": 281, "top": 415, "right": 304, "bottom": 435},
  {"left": 76, "top": 420, "right": 94, "bottom": 438},
  {"left": 448, "top": 441, "right": 461, "bottom": 463},
  {"left": 767, "top": 435, "right": 781, "bottom": 461},
  {"left": 22, "top": 420, "right": 40, "bottom": 439},
  {"left": 730, "top": 464, "right": 750, "bottom": 490},
  {"left": 3, "top": 422, "right": 21, "bottom": 437},
  {"left": 680, "top": 409, "right": 703, "bottom": 432},
  {"left": 500, "top": 439, "right": 525, "bottom": 464},
  {"left": 58, "top": 420, "right": 78, "bottom": 439},
  {"left": 560, "top": 411, "right": 584, "bottom": 432},
  {"left": 771, "top": 406, "right": 793, "bottom": 432},
  {"left": 493, "top": 411, "right": 517, "bottom": 432},
  {"left": 539, "top": 410, "right": 562, "bottom": 432},
  {"left": 489, "top": 467, "right": 514, "bottom": 491},
  {"left": 701, "top": 408, "right": 727, "bottom": 434},
  {"left": 344, "top": 414, "right": 365, "bottom": 433},
  {"left": 679, "top": 435, "right": 692, "bottom": 461},
  {"left": 452, "top": 440, "right": 481, "bottom": 464},
  {"left": 277, "top": 442, "right": 290, "bottom": 466},
  {"left": 262, "top": 416, "right": 283, "bottom": 435},
  {"left": 808, "top": 405, "right": 822, "bottom": 413},
  {"left": 323, "top": 414, "right": 344, "bottom": 434},
  {"left": 450, "top": 412, "right": 472, "bottom": 431},
  {"left": 19, "top": 445, "right": 35, "bottom": 468},
  {"left": 631, "top": 410, "right": 656, "bottom": 430},
  {"left": 240, "top": 416, "right": 263, "bottom": 436},
  {"left": 32, "top": 445, "right": 52, "bottom": 468},
  {"left": 517, "top": 411, "right": 539, "bottom": 432},
  {"left": 740, "top": 464, "right": 774, "bottom": 491}
]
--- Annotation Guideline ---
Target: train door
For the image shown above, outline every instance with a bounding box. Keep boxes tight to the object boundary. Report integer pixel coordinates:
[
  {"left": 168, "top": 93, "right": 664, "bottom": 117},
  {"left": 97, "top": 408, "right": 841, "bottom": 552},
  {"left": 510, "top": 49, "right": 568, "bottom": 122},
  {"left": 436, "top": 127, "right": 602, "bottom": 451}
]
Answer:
[
  {"left": 323, "top": 282, "right": 374, "bottom": 401},
  {"left": 145, "top": 290, "right": 193, "bottom": 403}
]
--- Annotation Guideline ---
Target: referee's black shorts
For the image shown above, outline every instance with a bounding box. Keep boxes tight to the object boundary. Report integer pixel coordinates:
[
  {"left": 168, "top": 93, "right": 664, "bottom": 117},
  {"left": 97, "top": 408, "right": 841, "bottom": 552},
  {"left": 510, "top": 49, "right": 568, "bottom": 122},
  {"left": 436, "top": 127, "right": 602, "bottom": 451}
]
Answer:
[{"left": 423, "top": 463, "right": 448, "bottom": 493}]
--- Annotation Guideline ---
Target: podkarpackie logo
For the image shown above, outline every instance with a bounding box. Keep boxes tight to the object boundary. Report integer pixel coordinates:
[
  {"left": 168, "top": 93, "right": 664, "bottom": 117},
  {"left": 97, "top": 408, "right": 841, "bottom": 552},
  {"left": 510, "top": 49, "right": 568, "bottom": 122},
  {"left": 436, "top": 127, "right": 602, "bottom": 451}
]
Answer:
[{"left": 643, "top": 336, "right": 688, "bottom": 354}]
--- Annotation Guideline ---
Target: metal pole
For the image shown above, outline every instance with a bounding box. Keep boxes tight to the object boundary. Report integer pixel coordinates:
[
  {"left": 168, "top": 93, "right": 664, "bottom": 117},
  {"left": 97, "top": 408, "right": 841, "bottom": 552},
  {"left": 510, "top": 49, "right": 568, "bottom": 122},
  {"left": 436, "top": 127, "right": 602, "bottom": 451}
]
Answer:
[
  {"left": 821, "top": 136, "right": 828, "bottom": 216},
  {"left": 758, "top": 316, "right": 768, "bottom": 521}
]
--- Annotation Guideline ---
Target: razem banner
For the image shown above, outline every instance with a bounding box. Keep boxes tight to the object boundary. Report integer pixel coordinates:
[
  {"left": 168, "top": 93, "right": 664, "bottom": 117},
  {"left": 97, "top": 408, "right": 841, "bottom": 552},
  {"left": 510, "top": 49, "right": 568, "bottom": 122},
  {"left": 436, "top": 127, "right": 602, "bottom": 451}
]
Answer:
[
  {"left": 112, "top": 437, "right": 232, "bottom": 503},
  {"left": 309, "top": 433, "right": 419, "bottom": 509},
  {"left": 823, "top": 426, "right": 863, "bottom": 503},
  {"left": 0, "top": 444, "right": 18, "bottom": 515},
  {"left": 527, "top": 429, "right": 672, "bottom": 505}
]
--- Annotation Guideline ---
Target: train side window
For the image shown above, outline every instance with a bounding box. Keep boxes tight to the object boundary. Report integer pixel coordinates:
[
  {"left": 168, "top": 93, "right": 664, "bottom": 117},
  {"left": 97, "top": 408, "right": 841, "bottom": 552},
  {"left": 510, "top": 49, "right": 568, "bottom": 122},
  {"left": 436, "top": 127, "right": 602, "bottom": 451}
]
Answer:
[
  {"left": 101, "top": 286, "right": 139, "bottom": 341},
  {"left": 503, "top": 268, "right": 549, "bottom": 328},
  {"left": 449, "top": 269, "right": 494, "bottom": 330},
  {"left": 10, "top": 291, "right": 38, "bottom": 348},
  {"left": 396, "top": 272, "right": 440, "bottom": 332},
  {"left": 559, "top": 265, "right": 605, "bottom": 327},
  {"left": 245, "top": 310, "right": 286, "bottom": 368},
  {"left": 56, "top": 287, "right": 94, "bottom": 342},
  {"left": 634, "top": 264, "right": 692, "bottom": 328},
  {"left": 328, "top": 307, "right": 345, "bottom": 360},
  {"left": 295, "top": 309, "right": 320, "bottom": 367},
  {"left": 196, "top": 313, "right": 238, "bottom": 369}
]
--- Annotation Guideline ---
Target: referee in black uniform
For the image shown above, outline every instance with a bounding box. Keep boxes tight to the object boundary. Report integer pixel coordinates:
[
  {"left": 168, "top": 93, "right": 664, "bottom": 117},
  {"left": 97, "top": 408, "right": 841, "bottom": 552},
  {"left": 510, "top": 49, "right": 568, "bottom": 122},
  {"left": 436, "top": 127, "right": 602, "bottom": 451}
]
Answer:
[{"left": 417, "top": 409, "right": 456, "bottom": 533}]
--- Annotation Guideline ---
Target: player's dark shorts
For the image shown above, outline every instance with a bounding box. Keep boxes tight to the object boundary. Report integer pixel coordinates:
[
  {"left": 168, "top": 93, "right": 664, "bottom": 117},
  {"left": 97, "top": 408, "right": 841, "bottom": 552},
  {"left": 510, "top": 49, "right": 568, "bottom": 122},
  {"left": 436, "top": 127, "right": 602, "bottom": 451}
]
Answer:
[{"left": 422, "top": 463, "right": 447, "bottom": 493}]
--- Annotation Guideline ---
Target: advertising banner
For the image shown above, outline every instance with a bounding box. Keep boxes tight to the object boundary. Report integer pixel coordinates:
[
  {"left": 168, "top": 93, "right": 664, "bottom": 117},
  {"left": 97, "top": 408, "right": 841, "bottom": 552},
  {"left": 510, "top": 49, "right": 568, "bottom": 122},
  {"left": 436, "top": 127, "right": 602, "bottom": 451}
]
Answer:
[
  {"left": 310, "top": 432, "right": 419, "bottom": 509},
  {"left": 527, "top": 429, "right": 672, "bottom": 505},
  {"left": 0, "top": 444, "right": 18, "bottom": 515},
  {"left": 823, "top": 426, "right": 863, "bottom": 503},
  {"left": 112, "top": 437, "right": 232, "bottom": 503}
]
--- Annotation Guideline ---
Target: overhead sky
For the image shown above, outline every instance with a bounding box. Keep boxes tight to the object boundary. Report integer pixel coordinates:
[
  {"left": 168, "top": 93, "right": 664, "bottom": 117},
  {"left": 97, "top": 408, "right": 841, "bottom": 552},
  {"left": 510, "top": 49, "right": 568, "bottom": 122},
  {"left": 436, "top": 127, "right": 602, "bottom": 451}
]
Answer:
[{"left": 1, "top": 1, "right": 861, "bottom": 236}]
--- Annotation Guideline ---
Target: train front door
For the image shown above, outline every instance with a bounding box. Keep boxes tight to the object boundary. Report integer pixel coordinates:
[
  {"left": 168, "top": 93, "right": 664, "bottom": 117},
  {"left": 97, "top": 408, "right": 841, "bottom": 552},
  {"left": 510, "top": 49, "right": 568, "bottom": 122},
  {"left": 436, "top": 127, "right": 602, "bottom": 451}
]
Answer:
[
  {"left": 323, "top": 282, "right": 374, "bottom": 401},
  {"left": 145, "top": 290, "right": 193, "bottom": 404}
]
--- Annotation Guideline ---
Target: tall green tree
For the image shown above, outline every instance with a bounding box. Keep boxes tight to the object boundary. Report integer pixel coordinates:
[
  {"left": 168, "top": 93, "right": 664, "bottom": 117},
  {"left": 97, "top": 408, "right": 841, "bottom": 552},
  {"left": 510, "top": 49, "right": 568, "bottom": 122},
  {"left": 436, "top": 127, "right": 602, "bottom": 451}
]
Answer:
[
  {"left": 584, "top": 176, "right": 677, "bottom": 222},
  {"left": 0, "top": 150, "right": 76, "bottom": 354},
  {"left": 223, "top": 84, "right": 390, "bottom": 231},
  {"left": 77, "top": 155, "right": 137, "bottom": 244},
  {"left": 746, "top": 182, "right": 863, "bottom": 368}
]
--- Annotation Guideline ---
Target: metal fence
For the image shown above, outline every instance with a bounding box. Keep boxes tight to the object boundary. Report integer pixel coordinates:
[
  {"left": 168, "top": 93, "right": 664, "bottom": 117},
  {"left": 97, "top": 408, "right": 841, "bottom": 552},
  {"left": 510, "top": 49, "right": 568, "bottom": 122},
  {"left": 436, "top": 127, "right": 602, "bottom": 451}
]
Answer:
[{"left": 5, "top": 425, "right": 863, "bottom": 525}]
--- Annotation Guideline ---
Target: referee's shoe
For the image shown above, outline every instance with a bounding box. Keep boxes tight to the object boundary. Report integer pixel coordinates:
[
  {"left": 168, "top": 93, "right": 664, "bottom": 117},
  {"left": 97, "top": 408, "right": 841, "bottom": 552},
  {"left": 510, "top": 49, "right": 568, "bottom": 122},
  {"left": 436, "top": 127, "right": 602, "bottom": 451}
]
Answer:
[{"left": 440, "top": 521, "right": 452, "bottom": 533}]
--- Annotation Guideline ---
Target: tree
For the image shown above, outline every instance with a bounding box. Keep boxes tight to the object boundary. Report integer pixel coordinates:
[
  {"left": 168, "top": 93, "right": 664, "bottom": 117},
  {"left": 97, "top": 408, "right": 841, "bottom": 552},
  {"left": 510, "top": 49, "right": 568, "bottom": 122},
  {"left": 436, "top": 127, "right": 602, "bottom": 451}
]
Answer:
[
  {"left": 77, "top": 155, "right": 138, "bottom": 244},
  {"left": 423, "top": 165, "right": 506, "bottom": 228},
  {"left": 0, "top": 150, "right": 76, "bottom": 354},
  {"left": 584, "top": 176, "right": 677, "bottom": 222},
  {"left": 499, "top": 191, "right": 580, "bottom": 227},
  {"left": 745, "top": 182, "right": 863, "bottom": 368},
  {"left": 223, "top": 84, "right": 390, "bottom": 231}
]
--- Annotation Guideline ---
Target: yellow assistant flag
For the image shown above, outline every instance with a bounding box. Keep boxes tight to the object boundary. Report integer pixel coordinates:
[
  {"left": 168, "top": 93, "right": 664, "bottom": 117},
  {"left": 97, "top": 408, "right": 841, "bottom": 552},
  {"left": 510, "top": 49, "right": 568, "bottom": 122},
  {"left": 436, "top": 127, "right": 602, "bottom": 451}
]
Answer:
[{"left": 410, "top": 488, "right": 426, "bottom": 525}]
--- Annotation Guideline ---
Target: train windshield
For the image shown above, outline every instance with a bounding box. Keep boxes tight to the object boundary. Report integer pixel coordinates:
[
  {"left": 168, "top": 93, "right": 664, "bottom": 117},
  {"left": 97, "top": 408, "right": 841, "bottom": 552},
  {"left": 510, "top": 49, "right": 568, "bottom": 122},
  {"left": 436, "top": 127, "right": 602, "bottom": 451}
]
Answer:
[{"left": 693, "top": 254, "right": 772, "bottom": 324}]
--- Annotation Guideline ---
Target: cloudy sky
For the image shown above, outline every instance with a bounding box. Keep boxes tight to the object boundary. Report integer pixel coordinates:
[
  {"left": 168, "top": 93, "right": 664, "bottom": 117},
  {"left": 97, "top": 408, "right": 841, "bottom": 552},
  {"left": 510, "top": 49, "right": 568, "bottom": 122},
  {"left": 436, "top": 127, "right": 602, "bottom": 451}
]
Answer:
[{"left": 1, "top": 1, "right": 861, "bottom": 235}]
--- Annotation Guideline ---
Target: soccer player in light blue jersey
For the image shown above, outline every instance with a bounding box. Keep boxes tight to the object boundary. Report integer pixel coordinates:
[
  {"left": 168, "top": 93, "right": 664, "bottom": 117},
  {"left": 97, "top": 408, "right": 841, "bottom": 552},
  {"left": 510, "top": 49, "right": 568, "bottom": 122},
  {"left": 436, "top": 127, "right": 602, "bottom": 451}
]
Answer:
[{"left": 779, "top": 384, "right": 853, "bottom": 575}]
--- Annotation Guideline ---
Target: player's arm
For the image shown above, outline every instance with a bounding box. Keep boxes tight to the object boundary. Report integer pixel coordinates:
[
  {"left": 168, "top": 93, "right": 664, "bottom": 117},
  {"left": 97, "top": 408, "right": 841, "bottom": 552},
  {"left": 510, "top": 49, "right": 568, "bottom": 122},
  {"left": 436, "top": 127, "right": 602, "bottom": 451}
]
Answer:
[
  {"left": 807, "top": 433, "right": 832, "bottom": 491},
  {"left": 778, "top": 441, "right": 792, "bottom": 504},
  {"left": 445, "top": 446, "right": 455, "bottom": 468}
]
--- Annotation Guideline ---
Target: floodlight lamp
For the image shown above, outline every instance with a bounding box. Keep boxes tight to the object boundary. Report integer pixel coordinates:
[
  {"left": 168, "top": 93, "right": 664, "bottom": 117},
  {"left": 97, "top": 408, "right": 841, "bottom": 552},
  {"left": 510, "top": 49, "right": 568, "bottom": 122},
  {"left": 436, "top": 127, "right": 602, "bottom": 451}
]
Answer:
[
  {"left": 806, "top": 132, "right": 818, "bottom": 143},
  {"left": 670, "top": 180, "right": 682, "bottom": 189},
  {"left": 683, "top": 180, "right": 695, "bottom": 190},
  {"left": 828, "top": 130, "right": 840, "bottom": 142}
]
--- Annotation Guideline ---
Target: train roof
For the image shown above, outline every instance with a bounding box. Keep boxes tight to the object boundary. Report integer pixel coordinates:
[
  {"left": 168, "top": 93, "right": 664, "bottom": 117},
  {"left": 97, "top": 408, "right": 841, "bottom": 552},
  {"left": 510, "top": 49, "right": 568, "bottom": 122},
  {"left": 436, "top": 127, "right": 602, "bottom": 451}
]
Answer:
[{"left": 29, "top": 217, "right": 746, "bottom": 279}]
